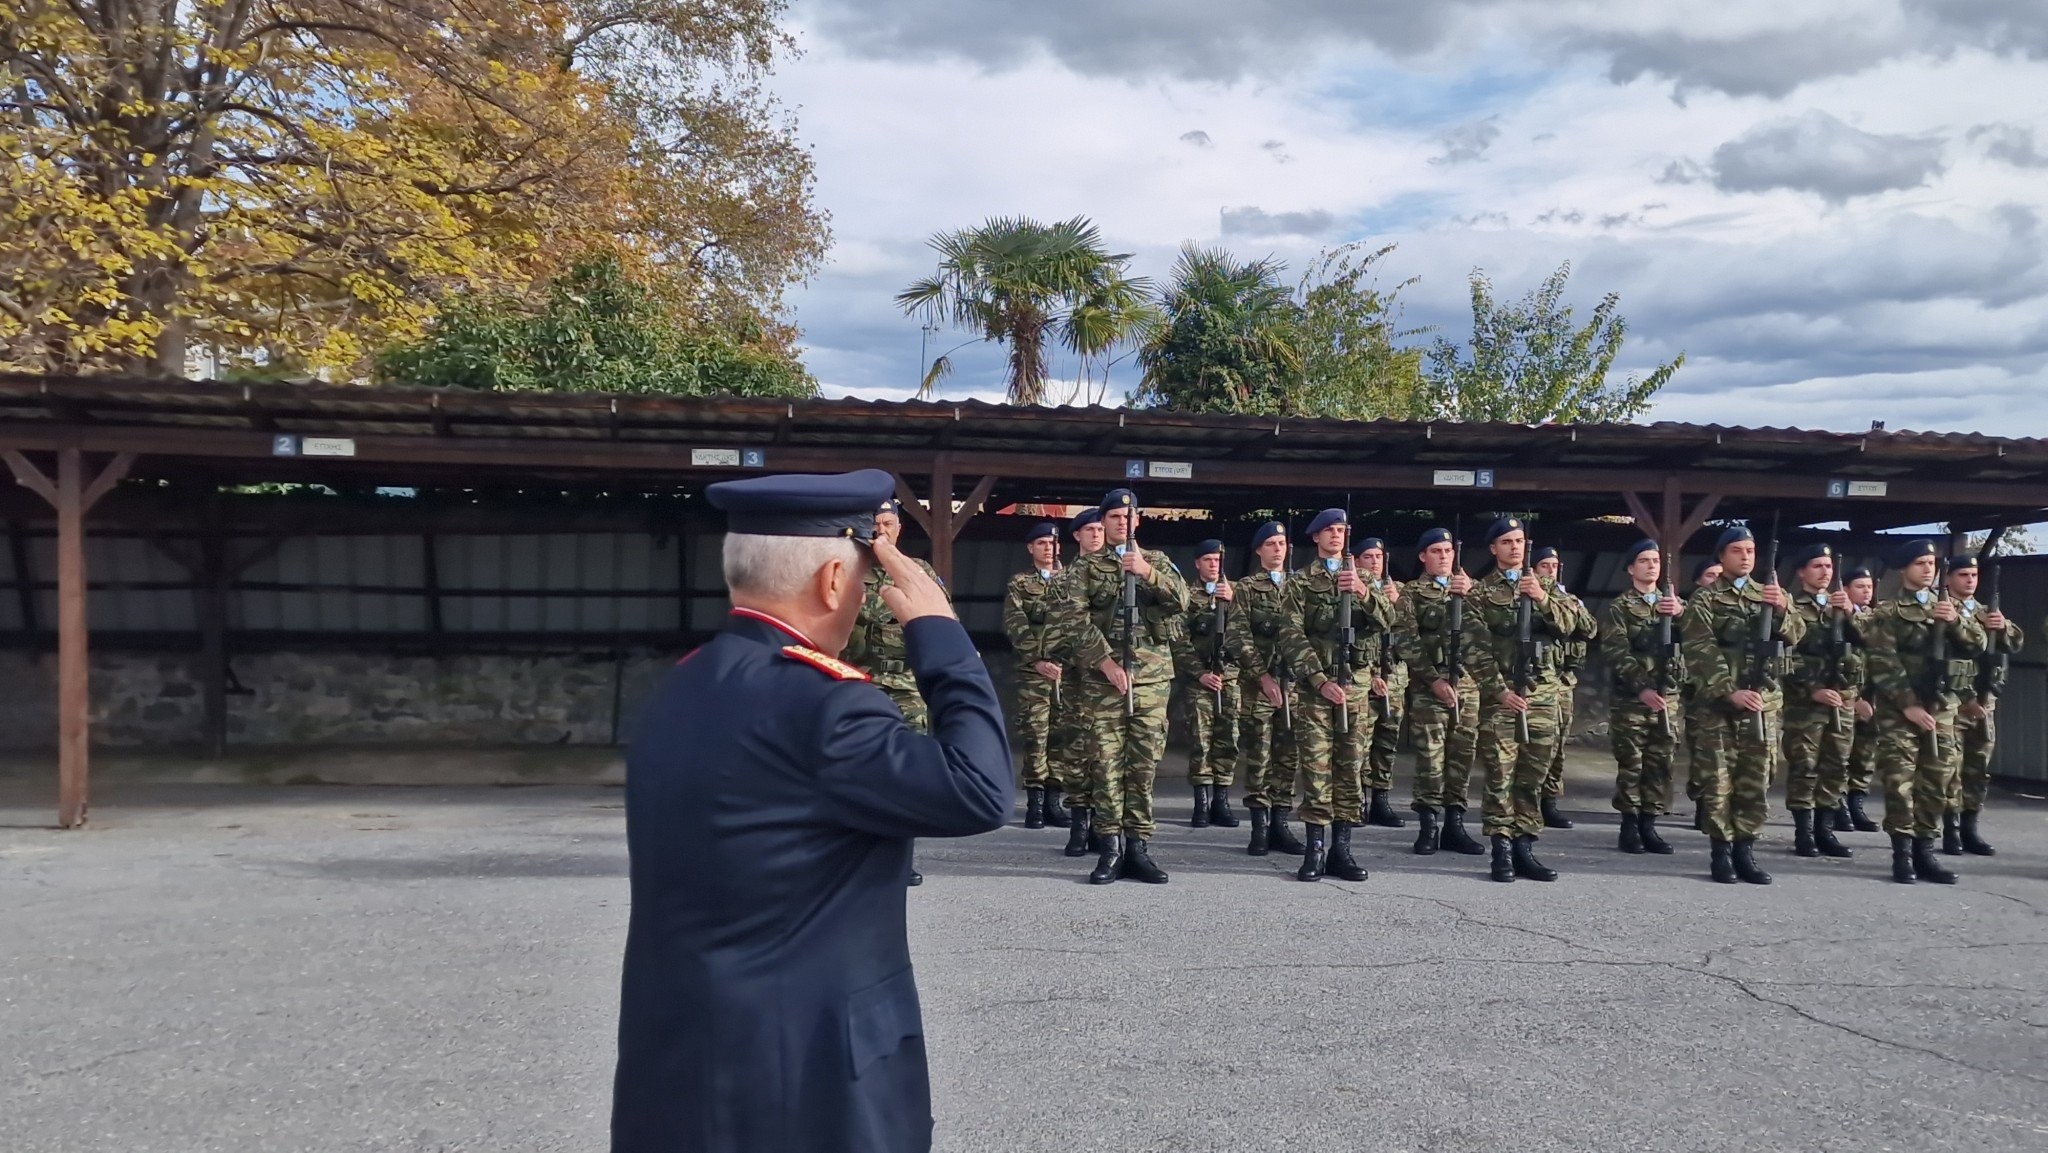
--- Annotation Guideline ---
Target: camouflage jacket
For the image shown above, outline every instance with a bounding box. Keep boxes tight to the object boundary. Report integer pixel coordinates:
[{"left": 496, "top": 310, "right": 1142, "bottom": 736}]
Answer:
[
  {"left": 1171, "top": 580, "right": 1237, "bottom": 680},
  {"left": 844, "top": 557, "right": 945, "bottom": 690},
  {"left": 1047, "top": 544, "right": 1188, "bottom": 686},
  {"left": 1958, "top": 599, "right": 2025, "bottom": 702},
  {"left": 1863, "top": 589, "right": 1990, "bottom": 712},
  {"left": 1223, "top": 567, "right": 1294, "bottom": 680},
  {"left": 1002, "top": 567, "right": 1063, "bottom": 667},
  {"left": 1395, "top": 576, "right": 1470, "bottom": 688},
  {"left": 1680, "top": 576, "right": 1808, "bottom": 705},
  {"left": 1460, "top": 569, "right": 1576, "bottom": 697},
  {"left": 1275, "top": 558, "right": 1396, "bottom": 691},
  {"left": 1782, "top": 589, "right": 1868, "bottom": 702},
  {"left": 1548, "top": 586, "right": 1599, "bottom": 682},
  {"left": 1600, "top": 588, "right": 1682, "bottom": 700}
]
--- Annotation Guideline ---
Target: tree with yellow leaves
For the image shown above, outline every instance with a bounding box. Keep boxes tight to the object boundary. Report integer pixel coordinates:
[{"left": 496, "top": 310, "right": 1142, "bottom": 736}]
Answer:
[{"left": 1, "top": 0, "right": 827, "bottom": 380}]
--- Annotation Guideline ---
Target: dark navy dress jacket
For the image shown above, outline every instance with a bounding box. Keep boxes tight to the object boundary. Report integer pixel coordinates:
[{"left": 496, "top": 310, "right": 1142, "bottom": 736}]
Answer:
[{"left": 611, "top": 609, "right": 1012, "bottom": 1153}]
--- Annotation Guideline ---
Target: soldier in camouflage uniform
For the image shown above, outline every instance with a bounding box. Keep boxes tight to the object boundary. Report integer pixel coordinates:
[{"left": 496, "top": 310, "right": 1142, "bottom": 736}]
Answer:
[
  {"left": 1681, "top": 557, "right": 1723, "bottom": 823},
  {"left": 1779, "top": 543, "right": 1860, "bottom": 860},
  {"left": 1002, "top": 520, "right": 1068, "bottom": 830},
  {"left": 1599, "top": 539, "right": 1683, "bottom": 855},
  {"left": 1944, "top": 555, "right": 2024, "bottom": 856},
  {"left": 1353, "top": 537, "right": 1409, "bottom": 829},
  {"left": 1681, "top": 525, "right": 1803, "bottom": 885},
  {"left": 1533, "top": 546, "right": 1598, "bottom": 830},
  {"left": 1862, "top": 538, "right": 1991, "bottom": 884},
  {"left": 1462, "top": 517, "right": 1574, "bottom": 883},
  {"left": 1046, "top": 488, "right": 1188, "bottom": 885},
  {"left": 1225, "top": 520, "right": 1308, "bottom": 857},
  {"left": 1170, "top": 538, "right": 1242, "bottom": 829},
  {"left": 1274, "top": 510, "right": 1393, "bottom": 881},
  {"left": 1837, "top": 567, "right": 1883, "bottom": 833},
  {"left": 1053, "top": 509, "right": 1106, "bottom": 855},
  {"left": 1398, "top": 527, "right": 1484, "bottom": 856}
]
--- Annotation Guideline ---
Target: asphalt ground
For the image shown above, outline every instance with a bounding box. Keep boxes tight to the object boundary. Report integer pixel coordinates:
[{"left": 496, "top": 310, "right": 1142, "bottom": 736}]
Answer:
[{"left": 5, "top": 753, "right": 2047, "bottom": 1153}]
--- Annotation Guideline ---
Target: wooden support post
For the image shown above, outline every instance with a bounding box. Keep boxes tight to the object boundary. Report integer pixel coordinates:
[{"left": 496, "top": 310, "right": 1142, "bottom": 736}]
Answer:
[
  {"left": 926, "top": 460, "right": 956, "bottom": 586},
  {"left": 3, "top": 449, "right": 134, "bottom": 828}
]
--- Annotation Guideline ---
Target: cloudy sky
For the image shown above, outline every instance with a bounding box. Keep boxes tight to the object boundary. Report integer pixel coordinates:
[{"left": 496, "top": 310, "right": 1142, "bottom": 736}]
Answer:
[{"left": 768, "top": 0, "right": 2048, "bottom": 435}]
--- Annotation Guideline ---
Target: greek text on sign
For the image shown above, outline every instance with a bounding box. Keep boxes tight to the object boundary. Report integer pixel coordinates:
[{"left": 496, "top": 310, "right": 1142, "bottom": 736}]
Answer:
[
  {"left": 691, "top": 448, "right": 742, "bottom": 467},
  {"left": 1433, "top": 469, "right": 1476, "bottom": 487},
  {"left": 301, "top": 437, "right": 356, "bottom": 457},
  {"left": 1147, "top": 461, "right": 1193, "bottom": 480},
  {"left": 1846, "top": 480, "right": 1888, "bottom": 497}
]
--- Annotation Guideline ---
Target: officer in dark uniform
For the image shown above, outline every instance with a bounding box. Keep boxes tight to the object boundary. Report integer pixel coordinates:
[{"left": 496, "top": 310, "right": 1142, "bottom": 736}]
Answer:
[{"left": 611, "top": 469, "right": 1012, "bottom": 1153}]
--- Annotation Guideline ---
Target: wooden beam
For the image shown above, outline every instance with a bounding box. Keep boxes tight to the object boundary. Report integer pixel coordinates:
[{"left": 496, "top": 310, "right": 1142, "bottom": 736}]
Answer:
[
  {"left": 927, "top": 461, "right": 956, "bottom": 586},
  {"left": 4, "top": 450, "right": 57, "bottom": 506},
  {"left": 54, "top": 450, "right": 89, "bottom": 827},
  {"left": 890, "top": 474, "right": 934, "bottom": 535},
  {"left": 950, "top": 475, "right": 999, "bottom": 540},
  {"left": 1621, "top": 491, "right": 1659, "bottom": 538},
  {"left": 81, "top": 452, "right": 133, "bottom": 510}
]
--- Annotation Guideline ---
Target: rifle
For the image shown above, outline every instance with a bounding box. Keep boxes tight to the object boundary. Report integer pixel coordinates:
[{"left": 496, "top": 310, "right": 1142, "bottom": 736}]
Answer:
[
  {"left": 1120, "top": 534, "right": 1138, "bottom": 719},
  {"left": 1335, "top": 552, "right": 1355, "bottom": 735},
  {"left": 1920, "top": 551, "right": 1952, "bottom": 759},
  {"left": 1824, "top": 562, "right": 1847, "bottom": 735},
  {"left": 1445, "top": 515, "right": 1465, "bottom": 717},
  {"left": 1740, "top": 512, "right": 1783, "bottom": 744},
  {"left": 1976, "top": 557, "right": 2008, "bottom": 714},
  {"left": 1279, "top": 514, "right": 1293, "bottom": 730},
  {"left": 1655, "top": 554, "right": 1679, "bottom": 738},
  {"left": 1376, "top": 584, "right": 1396, "bottom": 722},
  {"left": 1050, "top": 548, "right": 1063, "bottom": 709},
  {"left": 1208, "top": 576, "right": 1228, "bottom": 713},
  {"left": 1513, "top": 538, "right": 1538, "bottom": 744}
]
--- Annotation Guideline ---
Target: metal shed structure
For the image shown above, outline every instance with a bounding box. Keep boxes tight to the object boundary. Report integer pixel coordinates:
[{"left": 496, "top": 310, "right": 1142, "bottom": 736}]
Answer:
[{"left": 4, "top": 372, "right": 2047, "bottom": 827}]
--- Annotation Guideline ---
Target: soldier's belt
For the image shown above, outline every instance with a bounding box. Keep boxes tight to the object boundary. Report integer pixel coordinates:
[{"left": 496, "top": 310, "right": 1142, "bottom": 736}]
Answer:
[{"left": 873, "top": 659, "right": 907, "bottom": 675}]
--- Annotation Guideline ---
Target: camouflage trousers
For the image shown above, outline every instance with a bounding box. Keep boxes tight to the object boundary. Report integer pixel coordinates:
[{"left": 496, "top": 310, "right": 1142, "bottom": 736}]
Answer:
[
  {"left": 882, "top": 684, "right": 928, "bottom": 735},
  {"left": 1953, "top": 708, "right": 1997, "bottom": 813},
  {"left": 1407, "top": 679, "right": 1480, "bottom": 811},
  {"left": 1477, "top": 685, "right": 1560, "bottom": 839},
  {"left": 1782, "top": 698, "right": 1855, "bottom": 811},
  {"left": 1364, "top": 686, "right": 1402, "bottom": 792},
  {"left": 1078, "top": 675, "right": 1170, "bottom": 840},
  {"left": 1013, "top": 669, "right": 1058, "bottom": 787},
  {"left": 1047, "top": 687, "right": 1093, "bottom": 807},
  {"left": 1291, "top": 679, "right": 1372, "bottom": 826},
  {"left": 1681, "top": 688, "right": 1702, "bottom": 802},
  {"left": 1542, "top": 685, "right": 1577, "bottom": 797},
  {"left": 1238, "top": 676, "right": 1301, "bottom": 811},
  {"left": 1845, "top": 712, "right": 1879, "bottom": 794},
  {"left": 1609, "top": 699, "right": 1676, "bottom": 815},
  {"left": 1874, "top": 702, "right": 1960, "bottom": 838},
  {"left": 1184, "top": 674, "right": 1242, "bottom": 787},
  {"left": 1690, "top": 701, "right": 1778, "bottom": 841}
]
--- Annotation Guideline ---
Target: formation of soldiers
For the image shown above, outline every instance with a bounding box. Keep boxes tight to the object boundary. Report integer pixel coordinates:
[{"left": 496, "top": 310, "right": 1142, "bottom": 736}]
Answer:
[{"left": 852, "top": 487, "right": 2030, "bottom": 888}]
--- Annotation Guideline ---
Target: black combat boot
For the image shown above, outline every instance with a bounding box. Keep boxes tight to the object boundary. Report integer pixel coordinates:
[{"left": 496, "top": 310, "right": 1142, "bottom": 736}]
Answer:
[
  {"left": 1638, "top": 812, "right": 1673, "bottom": 855},
  {"left": 1440, "top": 807, "right": 1486, "bottom": 855},
  {"left": 1247, "top": 806, "right": 1271, "bottom": 856},
  {"left": 1732, "top": 838, "right": 1773, "bottom": 885},
  {"left": 1846, "top": 790, "right": 1879, "bottom": 832},
  {"left": 1791, "top": 809, "right": 1818, "bottom": 858},
  {"left": 1209, "top": 786, "right": 1241, "bottom": 828},
  {"left": 1412, "top": 806, "right": 1441, "bottom": 855},
  {"left": 1890, "top": 833, "right": 1916, "bottom": 884},
  {"left": 1088, "top": 834, "right": 1125, "bottom": 885},
  {"left": 1367, "top": 789, "right": 1406, "bottom": 828},
  {"left": 1911, "top": 836, "right": 1957, "bottom": 884},
  {"left": 1121, "top": 837, "right": 1169, "bottom": 884},
  {"left": 1296, "top": 824, "right": 1328, "bottom": 882},
  {"left": 1694, "top": 797, "right": 1707, "bottom": 832},
  {"left": 1511, "top": 835, "right": 1558, "bottom": 882},
  {"left": 1191, "top": 784, "right": 1212, "bottom": 829},
  {"left": 1813, "top": 814, "right": 1852, "bottom": 859},
  {"left": 909, "top": 866, "right": 923, "bottom": 887},
  {"left": 1618, "top": 809, "right": 1644, "bottom": 854},
  {"left": 1024, "top": 787, "right": 1046, "bottom": 830},
  {"left": 1267, "top": 809, "right": 1306, "bottom": 855},
  {"left": 1960, "top": 810, "right": 1995, "bottom": 856},
  {"left": 1831, "top": 803, "right": 1852, "bottom": 833},
  {"left": 1489, "top": 835, "right": 1515, "bottom": 882},
  {"left": 1044, "top": 783, "right": 1071, "bottom": 828},
  {"left": 1710, "top": 839, "right": 1737, "bottom": 884},
  {"left": 1941, "top": 811, "right": 1963, "bottom": 856},
  {"left": 1541, "top": 795, "right": 1575, "bottom": 830},
  {"left": 1326, "top": 822, "right": 1369, "bottom": 881},
  {"left": 1063, "top": 807, "right": 1094, "bottom": 858}
]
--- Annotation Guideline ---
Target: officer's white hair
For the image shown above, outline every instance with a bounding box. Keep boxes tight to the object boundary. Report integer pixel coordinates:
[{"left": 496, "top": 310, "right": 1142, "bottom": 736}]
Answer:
[{"left": 723, "top": 533, "right": 863, "bottom": 600}]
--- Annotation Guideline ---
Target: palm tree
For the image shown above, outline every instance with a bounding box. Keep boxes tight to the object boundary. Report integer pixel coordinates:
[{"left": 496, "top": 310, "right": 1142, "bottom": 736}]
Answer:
[
  {"left": 1135, "top": 244, "right": 1304, "bottom": 413},
  {"left": 896, "top": 216, "right": 1155, "bottom": 404}
]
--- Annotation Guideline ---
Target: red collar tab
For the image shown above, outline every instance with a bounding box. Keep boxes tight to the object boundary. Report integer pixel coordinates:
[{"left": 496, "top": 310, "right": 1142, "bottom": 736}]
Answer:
[{"left": 728, "top": 607, "right": 817, "bottom": 648}]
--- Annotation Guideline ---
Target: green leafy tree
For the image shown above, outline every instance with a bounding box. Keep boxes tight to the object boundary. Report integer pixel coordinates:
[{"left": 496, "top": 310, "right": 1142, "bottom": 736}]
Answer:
[
  {"left": 897, "top": 216, "right": 1154, "bottom": 404},
  {"left": 376, "top": 255, "right": 813, "bottom": 397},
  {"left": 1424, "top": 261, "right": 1681, "bottom": 423},
  {"left": 1134, "top": 244, "right": 1303, "bottom": 413},
  {"left": 1293, "top": 243, "right": 1430, "bottom": 420}
]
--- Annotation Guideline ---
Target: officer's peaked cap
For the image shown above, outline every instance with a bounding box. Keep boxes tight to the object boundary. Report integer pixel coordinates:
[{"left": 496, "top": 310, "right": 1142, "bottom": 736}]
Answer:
[{"left": 707, "top": 470, "right": 895, "bottom": 543}]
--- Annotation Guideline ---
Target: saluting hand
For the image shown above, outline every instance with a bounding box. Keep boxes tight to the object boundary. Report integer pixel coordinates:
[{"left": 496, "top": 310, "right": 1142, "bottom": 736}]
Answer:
[{"left": 872, "top": 536, "right": 954, "bottom": 624}]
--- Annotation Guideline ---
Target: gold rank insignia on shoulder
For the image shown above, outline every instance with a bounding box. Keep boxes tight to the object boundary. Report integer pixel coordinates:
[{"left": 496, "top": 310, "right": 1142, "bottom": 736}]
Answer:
[{"left": 779, "top": 645, "right": 871, "bottom": 681}]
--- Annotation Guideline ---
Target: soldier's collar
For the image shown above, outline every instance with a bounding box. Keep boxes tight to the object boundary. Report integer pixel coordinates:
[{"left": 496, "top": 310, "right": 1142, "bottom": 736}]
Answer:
[
  {"left": 1204, "top": 580, "right": 1218, "bottom": 594},
  {"left": 727, "top": 606, "right": 818, "bottom": 648},
  {"left": 1267, "top": 569, "right": 1285, "bottom": 584},
  {"left": 1501, "top": 568, "right": 1521, "bottom": 582},
  {"left": 1912, "top": 587, "right": 1933, "bottom": 604},
  {"left": 1322, "top": 556, "right": 1342, "bottom": 573},
  {"left": 1732, "top": 576, "right": 1749, "bottom": 589},
  {"left": 1433, "top": 575, "right": 1449, "bottom": 587}
]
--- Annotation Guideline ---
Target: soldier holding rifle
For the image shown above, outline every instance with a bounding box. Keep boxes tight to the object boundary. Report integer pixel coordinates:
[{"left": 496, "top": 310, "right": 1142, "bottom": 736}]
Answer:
[
  {"left": 1398, "top": 525, "right": 1485, "bottom": 856},
  {"left": 1226, "top": 520, "right": 1308, "bottom": 857},
  {"left": 1002, "top": 521, "right": 1067, "bottom": 830},
  {"left": 1173, "top": 538, "right": 1242, "bottom": 829},
  {"left": 1943, "top": 554, "right": 2023, "bottom": 857},
  {"left": 1599, "top": 539, "right": 1683, "bottom": 855},
  {"left": 1352, "top": 536, "right": 1409, "bottom": 829},
  {"left": 1780, "top": 543, "right": 1860, "bottom": 860}
]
